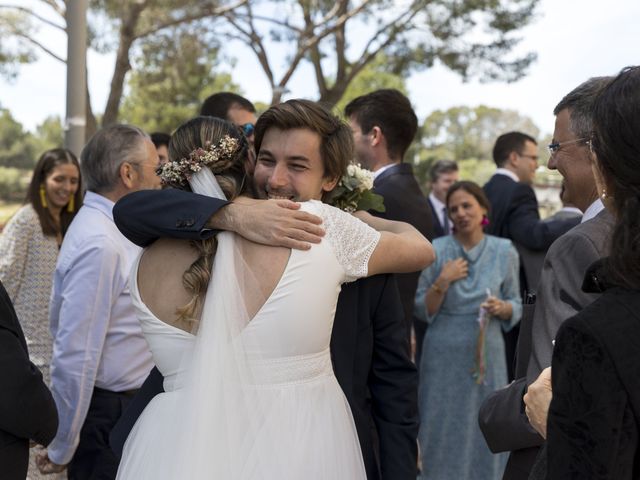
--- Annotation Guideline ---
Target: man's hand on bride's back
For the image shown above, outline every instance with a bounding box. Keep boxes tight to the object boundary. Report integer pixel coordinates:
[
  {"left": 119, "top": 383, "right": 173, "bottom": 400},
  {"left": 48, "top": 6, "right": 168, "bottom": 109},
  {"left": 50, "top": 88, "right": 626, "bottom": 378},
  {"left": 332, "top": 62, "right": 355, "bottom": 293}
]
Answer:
[{"left": 210, "top": 197, "right": 325, "bottom": 250}]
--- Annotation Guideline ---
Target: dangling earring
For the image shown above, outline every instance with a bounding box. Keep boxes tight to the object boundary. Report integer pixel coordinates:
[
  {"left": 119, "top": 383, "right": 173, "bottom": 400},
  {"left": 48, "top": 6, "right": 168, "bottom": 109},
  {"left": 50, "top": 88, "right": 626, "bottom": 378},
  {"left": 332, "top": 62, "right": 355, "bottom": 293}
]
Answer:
[
  {"left": 39, "top": 185, "right": 48, "bottom": 208},
  {"left": 67, "top": 194, "right": 75, "bottom": 213},
  {"left": 601, "top": 189, "right": 607, "bottom": 200},
  {"left": 481, "top": 214, "right": 490, "bottom": 227}
]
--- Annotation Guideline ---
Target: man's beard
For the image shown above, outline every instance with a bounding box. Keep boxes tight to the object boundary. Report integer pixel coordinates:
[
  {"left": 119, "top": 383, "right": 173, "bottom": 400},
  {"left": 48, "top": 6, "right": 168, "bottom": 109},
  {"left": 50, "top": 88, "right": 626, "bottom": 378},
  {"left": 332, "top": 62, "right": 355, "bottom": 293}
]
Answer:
[{"left": 253, "top": 183, "right": 301, "bottom": 202}]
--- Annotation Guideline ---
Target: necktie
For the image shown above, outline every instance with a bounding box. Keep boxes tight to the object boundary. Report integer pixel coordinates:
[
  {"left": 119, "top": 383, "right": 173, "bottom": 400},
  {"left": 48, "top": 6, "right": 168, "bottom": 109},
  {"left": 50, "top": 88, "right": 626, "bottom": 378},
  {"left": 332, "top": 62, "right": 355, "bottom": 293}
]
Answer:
[{"left": 442, "top": 207, "right": 450, "bottom": 234}]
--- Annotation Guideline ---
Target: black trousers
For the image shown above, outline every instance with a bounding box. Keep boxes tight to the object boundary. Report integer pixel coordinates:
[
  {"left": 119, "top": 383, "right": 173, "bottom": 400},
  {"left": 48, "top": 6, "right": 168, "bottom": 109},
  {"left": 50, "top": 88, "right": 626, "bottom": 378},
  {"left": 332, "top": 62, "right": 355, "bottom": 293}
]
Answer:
[
  {"left": 68, "top": 387, "right": 137, "bottom": 480},
  {"left": 413, "top": 316, "right": 427, "bottom": 367}
]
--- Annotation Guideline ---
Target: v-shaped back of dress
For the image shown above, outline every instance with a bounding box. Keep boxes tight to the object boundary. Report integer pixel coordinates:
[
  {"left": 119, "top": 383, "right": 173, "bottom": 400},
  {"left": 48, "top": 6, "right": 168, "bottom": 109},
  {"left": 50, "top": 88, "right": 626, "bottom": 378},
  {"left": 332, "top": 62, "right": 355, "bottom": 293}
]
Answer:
[{"left": 129, "top": 200, "right": 377, "bottom": 388}]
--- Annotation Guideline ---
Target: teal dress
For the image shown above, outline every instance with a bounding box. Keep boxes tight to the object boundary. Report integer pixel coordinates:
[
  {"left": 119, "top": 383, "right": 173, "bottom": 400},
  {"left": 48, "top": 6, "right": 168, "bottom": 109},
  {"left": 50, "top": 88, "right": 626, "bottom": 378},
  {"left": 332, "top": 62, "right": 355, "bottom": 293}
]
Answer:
[{"left": 414, "top": 235, "right": 522, "bottom": 480}]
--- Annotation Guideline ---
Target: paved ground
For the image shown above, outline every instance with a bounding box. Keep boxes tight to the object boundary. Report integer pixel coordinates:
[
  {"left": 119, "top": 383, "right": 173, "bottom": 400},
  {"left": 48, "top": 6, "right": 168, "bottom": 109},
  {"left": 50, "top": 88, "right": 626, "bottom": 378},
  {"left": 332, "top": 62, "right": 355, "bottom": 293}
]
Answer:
[{"left": 27, "top": 448, "right": 66, "bottom": 480}]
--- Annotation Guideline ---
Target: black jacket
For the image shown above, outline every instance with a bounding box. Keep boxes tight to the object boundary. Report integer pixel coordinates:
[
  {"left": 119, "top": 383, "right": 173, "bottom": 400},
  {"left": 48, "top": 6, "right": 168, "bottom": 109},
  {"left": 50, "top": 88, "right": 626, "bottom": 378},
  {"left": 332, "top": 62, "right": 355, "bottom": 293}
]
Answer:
[
  {"left": 0, "top": 281, "right": 58, "bottom": 480},
  {"left": 483, "top": 174, "right": 578, "bottom": 252},
  {"left": 547, "top": 261, "right": 640, "bottom": 479},
  {"left": 111, "top": 189, "right": 419, "bottom": 480},
  {"left": 427, "top": 197, "right": 447, "bottom": 239},
  {"left": 371, "top": 163, "right": 433, "bottom": 338}
]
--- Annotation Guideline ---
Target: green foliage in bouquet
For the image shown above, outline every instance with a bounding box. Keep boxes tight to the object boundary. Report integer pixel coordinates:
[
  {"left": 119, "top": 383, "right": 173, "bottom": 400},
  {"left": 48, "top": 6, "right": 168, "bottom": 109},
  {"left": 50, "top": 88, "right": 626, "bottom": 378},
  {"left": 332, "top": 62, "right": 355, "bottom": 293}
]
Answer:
[{"left": 326, "top": 164, "right": 386, "bottom": 213}]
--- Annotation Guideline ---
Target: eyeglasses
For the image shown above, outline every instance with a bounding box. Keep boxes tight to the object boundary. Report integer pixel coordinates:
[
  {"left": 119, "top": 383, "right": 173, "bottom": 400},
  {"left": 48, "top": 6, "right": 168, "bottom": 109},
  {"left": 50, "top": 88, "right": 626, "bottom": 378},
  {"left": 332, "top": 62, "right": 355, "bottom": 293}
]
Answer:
[
  {"left": 547, "top": 138, "right": 589, "bottom": 155},
  {"left": 240, "top": 123, "right": 255, "bottom": 137}
]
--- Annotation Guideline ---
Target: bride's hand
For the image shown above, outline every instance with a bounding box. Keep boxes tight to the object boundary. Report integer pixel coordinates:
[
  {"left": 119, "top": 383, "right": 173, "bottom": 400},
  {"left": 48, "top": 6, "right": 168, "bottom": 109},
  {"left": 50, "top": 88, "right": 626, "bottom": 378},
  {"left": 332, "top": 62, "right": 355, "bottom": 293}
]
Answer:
[{"left": 217, "top": 198, "right": 325, "bottom": 250}]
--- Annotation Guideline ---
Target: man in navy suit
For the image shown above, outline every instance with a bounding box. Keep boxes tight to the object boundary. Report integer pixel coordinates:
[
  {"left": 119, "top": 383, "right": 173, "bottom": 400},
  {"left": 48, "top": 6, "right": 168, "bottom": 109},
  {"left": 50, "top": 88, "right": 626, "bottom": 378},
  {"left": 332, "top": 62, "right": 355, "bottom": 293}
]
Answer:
[
  {"left": 426, "top": 160, "right": 459, "bottom": 238},
  {"left": 483, "top": 132, "right": 579, "bottom": 381},
  {"left": 483, "top": 132, "right": 579, "bottom": 274},
  {"left": 345, "top": 90, "right": 433, "bottom": 349},
  {"left": 110, "top": 100, "right": 419, "bottom": 480}
]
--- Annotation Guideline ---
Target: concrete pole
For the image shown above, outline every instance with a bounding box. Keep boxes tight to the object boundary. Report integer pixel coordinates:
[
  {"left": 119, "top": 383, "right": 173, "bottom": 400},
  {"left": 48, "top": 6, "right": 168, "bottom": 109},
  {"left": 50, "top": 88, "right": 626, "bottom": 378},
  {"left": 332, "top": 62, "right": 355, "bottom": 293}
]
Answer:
[{"left": 64, "top": 0, "right": 88, "bottom": 157}]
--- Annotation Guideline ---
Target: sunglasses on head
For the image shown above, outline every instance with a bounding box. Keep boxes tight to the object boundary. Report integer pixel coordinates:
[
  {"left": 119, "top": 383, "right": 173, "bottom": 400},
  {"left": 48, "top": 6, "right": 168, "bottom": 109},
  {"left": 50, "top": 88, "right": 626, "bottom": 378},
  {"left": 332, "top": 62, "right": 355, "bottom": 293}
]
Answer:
[{"left": 240, "top": 123, "right": 255, "bottom": 137}]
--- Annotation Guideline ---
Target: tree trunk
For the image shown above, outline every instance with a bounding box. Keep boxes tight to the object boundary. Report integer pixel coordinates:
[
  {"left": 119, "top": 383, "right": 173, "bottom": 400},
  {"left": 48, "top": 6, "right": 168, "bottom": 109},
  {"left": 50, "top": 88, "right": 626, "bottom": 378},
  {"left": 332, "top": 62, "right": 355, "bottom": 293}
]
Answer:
[
  {"left": 270, "top": 87, "right": 284, "bottom": 106},
  {"left": 85, "top": 73, "right": 97, "bottom": 139},
  {"left": 317, "top": 81, "right": 349, "bottom": 109},
  {"left": 101, "top": 3, "right": 145, "bottom": 126}
]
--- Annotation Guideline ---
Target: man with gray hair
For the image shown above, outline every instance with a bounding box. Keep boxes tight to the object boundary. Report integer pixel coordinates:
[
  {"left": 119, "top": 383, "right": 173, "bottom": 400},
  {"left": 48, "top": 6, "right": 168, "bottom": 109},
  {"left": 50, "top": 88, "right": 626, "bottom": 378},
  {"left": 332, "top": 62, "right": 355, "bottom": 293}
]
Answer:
[
  {"left": 479, "top": 77, "right": 613, "bottom": 479},
  {"left": 36, "top": 125, "right": 161, "bottom": 478}
]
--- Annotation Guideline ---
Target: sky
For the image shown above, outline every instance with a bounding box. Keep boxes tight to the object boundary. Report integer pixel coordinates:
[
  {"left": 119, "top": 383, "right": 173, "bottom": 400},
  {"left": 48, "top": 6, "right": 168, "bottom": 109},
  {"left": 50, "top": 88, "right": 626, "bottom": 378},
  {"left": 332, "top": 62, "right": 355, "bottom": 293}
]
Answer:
[{"left": 1, "top": 0, "right": 639, "bottom": 136}]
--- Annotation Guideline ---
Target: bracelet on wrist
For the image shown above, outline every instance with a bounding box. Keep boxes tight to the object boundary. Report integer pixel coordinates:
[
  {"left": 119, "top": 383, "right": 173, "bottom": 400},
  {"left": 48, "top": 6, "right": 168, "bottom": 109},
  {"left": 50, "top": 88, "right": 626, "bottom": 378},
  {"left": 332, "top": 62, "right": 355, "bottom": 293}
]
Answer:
[{"left": 431, "top": 282, "right": 446, "bottom": 294}]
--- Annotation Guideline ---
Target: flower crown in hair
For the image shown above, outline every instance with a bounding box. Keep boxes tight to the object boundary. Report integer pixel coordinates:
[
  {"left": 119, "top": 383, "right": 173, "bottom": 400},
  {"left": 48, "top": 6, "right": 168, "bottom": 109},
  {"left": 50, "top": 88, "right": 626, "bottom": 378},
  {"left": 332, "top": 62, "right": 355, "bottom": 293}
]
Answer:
[{"left": 156, "top": 135, "right": 240, "bottom": 187}]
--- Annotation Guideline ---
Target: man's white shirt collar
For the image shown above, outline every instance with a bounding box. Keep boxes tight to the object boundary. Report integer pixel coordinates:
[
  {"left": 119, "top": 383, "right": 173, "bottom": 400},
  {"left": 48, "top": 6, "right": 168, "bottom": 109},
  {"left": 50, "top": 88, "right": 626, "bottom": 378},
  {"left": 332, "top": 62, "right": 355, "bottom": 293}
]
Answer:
[
  {"left": 429, "top": 192, "right": 449, "bottom": 232},
  {"left": 372, "top": 163, "right": 396, "bottom": 179},
  {"left": 429, "top": 192, "right": 445, "bottom": 213},
  {"left": 494, "top": 168, "right": 520, "bottom": 183}
]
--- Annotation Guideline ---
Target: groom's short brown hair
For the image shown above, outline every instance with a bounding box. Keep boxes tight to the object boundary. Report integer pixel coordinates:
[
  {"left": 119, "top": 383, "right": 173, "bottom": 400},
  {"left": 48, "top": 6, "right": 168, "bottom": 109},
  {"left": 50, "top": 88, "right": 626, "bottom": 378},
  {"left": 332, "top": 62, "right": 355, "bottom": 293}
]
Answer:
[{"left": 254, "top": 99, "right": 353, "bottom": 183}]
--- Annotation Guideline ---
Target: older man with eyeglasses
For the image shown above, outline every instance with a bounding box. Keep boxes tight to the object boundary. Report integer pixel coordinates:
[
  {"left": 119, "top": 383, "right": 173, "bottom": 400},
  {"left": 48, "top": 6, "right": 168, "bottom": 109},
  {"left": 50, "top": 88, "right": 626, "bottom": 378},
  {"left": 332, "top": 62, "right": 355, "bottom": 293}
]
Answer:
[{"left": 479, "top": 77, "right": 614, "bottom": 480}]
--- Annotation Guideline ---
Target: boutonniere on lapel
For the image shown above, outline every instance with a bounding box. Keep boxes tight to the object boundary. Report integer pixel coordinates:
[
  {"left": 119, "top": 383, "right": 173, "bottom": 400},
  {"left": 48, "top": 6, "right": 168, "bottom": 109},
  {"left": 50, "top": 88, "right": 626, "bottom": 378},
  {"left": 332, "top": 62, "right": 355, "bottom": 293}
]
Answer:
[{"left": 327, "top": 163, "right": 386, "bottom": 213}]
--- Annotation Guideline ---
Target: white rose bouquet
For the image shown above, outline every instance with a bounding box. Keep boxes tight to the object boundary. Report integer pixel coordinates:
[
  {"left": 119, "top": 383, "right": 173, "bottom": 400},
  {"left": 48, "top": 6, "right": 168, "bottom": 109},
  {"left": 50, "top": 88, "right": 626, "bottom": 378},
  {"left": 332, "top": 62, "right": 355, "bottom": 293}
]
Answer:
[{"left": 326, "top": 163, "right": 385, "bottom": 213}]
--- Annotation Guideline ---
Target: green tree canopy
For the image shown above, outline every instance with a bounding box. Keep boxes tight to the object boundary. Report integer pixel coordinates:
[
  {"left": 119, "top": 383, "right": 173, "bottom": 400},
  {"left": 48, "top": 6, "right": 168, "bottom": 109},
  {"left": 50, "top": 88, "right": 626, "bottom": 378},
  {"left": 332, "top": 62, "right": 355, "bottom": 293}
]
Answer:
[
  {"left": 0, "top": 106, "right": 36, "bottom": 168},
  {"left": 413, "top": 105, "right": 544, "bottom": 188},
  {"left": 222, "top": 0, "right": 539, "bottom": 105},
  {"left": 334, "top": 54, "right": 408, "bottom": 116},
  {"left": 120, "top": 27, "right": 239, "bottom": 134}
]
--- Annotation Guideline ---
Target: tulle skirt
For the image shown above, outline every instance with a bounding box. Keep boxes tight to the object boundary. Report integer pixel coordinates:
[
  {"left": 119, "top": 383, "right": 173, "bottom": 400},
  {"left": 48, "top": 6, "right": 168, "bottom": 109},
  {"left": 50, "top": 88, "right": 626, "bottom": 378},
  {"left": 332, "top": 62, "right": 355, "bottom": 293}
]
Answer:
[{"left": 116, "top": 367, "right": 366, "bottom": 479}]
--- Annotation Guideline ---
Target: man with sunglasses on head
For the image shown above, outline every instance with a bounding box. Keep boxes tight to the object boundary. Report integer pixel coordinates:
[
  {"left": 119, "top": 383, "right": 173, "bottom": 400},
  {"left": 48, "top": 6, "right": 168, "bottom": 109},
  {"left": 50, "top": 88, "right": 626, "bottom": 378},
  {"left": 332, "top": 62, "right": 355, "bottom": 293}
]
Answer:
[{"left": 200, "top": 92, "right": 257, "bottom": 147}]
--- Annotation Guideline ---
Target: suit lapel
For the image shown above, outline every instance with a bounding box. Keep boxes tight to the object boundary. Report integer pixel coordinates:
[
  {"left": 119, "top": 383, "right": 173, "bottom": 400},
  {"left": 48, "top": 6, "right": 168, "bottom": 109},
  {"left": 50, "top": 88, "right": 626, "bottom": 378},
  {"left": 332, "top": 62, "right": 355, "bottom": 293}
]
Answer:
[{"left": 428, "top": 199, "right": 445, "bottom": 237}]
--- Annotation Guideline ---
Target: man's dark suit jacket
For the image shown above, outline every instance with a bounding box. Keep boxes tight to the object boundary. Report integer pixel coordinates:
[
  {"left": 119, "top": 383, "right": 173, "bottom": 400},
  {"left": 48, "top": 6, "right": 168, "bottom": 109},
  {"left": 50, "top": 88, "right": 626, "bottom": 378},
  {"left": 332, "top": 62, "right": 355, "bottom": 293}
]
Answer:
[
  {"left": 0, "top": 281, "right": 58, "bottom": 480},
  {"left": 371, "top": 163, "right": 433, "bottom": 340},
  {"left": 110, "top": 189, "right": 419, "bottom": 480},
  {"left": 483, "top": 174, "right": 579, "bottom": 257},
  {"left": 427, "top": 198, "right": 446, "bottom": 239}
]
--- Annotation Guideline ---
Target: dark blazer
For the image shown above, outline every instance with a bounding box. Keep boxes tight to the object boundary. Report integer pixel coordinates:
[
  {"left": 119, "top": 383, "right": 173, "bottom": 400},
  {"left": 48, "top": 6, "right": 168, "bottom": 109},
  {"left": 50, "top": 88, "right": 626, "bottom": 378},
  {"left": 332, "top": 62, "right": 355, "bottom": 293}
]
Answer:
[
  {"left": 111, "top": 189, "right": 419, "bottom": 480},
  {"left": 372, "top": 163, "right": 433, "bottom": 338},
  {"left": 0, "top": 281, "right": 58, "bottom": 480},
  {"left": 483, "top": 174, "right": 579, "bottom": 252},
  {"left": 427, "top": 197, "right": 446, "bottom": 239},
  {"left": 478, "top": 209, "right": 614, "bottom": 479},
  {"left": 547, "top": 260, "right": 640, "bottom": 479}
]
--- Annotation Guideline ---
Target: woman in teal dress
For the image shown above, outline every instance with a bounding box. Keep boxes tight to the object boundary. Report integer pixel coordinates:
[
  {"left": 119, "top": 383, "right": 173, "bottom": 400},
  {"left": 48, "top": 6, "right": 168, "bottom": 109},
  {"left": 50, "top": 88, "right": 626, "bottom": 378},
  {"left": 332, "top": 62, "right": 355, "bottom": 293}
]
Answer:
[{"left": 414, "top": 181, "right": 521, "bottom": 479}]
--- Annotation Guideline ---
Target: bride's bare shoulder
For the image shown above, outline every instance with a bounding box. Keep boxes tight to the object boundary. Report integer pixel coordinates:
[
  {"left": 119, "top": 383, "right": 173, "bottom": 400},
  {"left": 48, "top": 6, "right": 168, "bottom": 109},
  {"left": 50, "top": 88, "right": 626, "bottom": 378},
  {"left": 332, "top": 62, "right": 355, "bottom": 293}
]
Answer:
[{"left": 137, "top": 238, "right": 201, "bottom": 331}]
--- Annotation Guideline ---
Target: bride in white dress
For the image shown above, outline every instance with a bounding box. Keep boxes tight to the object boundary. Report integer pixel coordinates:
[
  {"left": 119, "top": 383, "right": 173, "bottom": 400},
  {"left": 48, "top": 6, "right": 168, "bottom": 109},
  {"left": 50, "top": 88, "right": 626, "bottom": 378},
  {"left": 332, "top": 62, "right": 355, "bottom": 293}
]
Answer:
[{"left": 116, "top": 113, "right": 432, "bottom": 479}]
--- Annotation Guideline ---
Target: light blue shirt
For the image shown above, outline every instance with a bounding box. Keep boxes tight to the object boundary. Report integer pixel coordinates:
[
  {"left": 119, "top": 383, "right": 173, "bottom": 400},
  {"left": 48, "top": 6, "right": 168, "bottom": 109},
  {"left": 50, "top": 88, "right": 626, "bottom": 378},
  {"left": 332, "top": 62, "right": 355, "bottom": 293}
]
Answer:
[{"left": 48, "top": 191, "right": 153, "bottom": 464}]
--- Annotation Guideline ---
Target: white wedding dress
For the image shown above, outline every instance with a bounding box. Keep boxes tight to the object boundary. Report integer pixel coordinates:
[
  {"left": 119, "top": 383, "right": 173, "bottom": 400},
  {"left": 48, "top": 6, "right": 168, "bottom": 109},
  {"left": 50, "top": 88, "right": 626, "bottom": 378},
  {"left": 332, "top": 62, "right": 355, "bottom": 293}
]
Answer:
[{"left": 117, "top": 200, "right": 379, "bottom": 479}]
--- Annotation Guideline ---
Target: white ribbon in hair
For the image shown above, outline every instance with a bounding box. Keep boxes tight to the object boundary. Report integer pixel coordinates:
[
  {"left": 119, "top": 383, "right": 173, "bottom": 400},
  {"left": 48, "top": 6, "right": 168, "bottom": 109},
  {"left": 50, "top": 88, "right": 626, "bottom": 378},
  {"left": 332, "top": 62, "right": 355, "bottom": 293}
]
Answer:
[{"left": 189, "top": 168, "right": 227, "bottom": 201}]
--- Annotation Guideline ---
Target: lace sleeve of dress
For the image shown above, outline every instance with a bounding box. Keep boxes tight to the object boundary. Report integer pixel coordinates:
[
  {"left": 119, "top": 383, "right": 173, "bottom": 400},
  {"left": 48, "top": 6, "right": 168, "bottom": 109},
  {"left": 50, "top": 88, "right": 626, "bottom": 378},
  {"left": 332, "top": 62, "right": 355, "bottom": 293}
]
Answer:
[
  {"left": 546, "top": 317, "right": 636, "bottom": 479},
  {"left": 318, "top": 202, "right": 381, "bottom": 282}
]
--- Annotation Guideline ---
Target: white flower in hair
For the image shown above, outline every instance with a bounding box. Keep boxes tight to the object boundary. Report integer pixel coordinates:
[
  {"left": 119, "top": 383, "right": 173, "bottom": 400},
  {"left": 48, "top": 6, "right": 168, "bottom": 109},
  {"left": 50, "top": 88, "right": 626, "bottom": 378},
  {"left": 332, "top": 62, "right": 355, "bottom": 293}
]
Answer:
[{"left": 157, "top": 135, "right": 240, "bottom": 187}]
